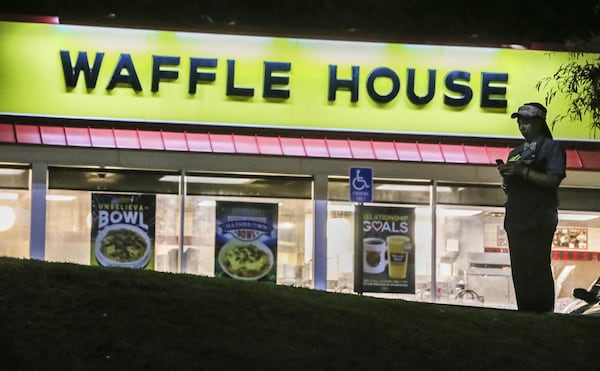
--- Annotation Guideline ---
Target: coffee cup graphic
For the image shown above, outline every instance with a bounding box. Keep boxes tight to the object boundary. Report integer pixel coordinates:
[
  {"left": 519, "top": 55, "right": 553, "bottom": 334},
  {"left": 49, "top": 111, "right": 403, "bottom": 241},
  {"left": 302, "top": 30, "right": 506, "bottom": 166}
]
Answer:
[{"left": 363, "top": 237, "right": 387, "bottom": 274}]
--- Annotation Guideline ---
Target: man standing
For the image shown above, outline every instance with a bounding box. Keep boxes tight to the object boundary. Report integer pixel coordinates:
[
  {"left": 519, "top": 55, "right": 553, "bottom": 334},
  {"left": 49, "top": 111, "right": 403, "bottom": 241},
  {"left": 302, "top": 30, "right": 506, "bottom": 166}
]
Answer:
[{"left": 498, "top": 103, "right": 566, "bottom": 312}]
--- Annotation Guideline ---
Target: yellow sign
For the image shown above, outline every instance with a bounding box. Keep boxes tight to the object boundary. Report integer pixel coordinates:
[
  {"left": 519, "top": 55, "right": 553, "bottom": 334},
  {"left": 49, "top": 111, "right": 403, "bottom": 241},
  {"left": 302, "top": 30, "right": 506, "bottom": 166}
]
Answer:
[{"left": 0, "top": 21, "right": 597, "bottom": 141}]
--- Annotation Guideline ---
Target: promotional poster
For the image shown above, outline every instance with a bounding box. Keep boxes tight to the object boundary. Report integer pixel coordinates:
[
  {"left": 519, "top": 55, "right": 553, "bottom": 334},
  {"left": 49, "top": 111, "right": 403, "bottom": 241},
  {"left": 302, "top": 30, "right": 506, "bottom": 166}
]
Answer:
[
  {"left": 91, "top": 194, "right": 156, "bottom": 269},
  {"left": 357, "top": 205, "right": 415, "bottom": 294},
  {"left": 215, "top": 201, "right": 278, "bottom": 282}
]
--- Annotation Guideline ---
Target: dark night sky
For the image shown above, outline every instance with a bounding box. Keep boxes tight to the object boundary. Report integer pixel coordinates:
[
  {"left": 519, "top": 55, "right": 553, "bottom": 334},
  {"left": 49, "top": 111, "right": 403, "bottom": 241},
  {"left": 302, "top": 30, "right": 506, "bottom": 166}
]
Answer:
[{"left": 1, "top": 0, "right": 600, "bottom": 48}]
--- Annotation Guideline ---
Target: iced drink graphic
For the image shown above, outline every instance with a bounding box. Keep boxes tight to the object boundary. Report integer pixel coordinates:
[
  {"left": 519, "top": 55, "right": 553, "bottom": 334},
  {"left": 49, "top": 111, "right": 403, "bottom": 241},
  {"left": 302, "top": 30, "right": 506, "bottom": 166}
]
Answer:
[{"left": 386, "top": 235, "right": 411, "bottom": 279}]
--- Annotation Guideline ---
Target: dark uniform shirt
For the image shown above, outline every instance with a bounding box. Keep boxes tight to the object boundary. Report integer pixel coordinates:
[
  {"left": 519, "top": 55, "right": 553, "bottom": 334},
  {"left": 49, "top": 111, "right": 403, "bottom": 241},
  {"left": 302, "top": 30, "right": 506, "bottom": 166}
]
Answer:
[{"left": 504, "top": 135, "right": 566, "bottom": 231}]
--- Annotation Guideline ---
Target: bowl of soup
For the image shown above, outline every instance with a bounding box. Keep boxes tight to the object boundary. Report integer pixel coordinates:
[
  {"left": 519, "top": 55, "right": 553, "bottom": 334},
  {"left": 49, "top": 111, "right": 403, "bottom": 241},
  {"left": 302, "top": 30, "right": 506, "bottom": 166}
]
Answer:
[
  {"left": 217, "top": 240, "right": 273, "bottom": 280},
  {"left": 95, "top": 224, "right": 152, "bottom": 269}
]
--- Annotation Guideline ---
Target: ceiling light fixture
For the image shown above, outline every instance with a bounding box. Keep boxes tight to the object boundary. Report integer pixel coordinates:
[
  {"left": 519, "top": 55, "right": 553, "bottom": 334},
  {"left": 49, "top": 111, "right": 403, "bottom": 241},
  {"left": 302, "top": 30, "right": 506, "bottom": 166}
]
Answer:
[
  {"left": 46, "top": 195, "right": 76, "bottom": 201},
  {"left": 558, "top": 213, "right": 599, "bottom": 221},
  {"left": 0, "top": 192, "right": 19, "bottom": 200},
  {"left": 376, "top": 184, "right": 458, "bottom": 192},
  {"left": 438, "top": 208, "right": 482, "bottom": 217},
  {"left": 278, "top": 222, "right": 295, "bottom": 230},
  {"left": 197, "top": 200, "right": 217, "bottom": 207},
  {"left": 416, "top": 207, "right": 482, "bottom": 217},
  {"left": 160, "top": 175, "right": 255, "bottom": 185},
  {"left": 328, "top": 203, "right": 355, "bottom": 212},
  {"left": 0, "top": 169, "right": 26, "bottom": 175}
]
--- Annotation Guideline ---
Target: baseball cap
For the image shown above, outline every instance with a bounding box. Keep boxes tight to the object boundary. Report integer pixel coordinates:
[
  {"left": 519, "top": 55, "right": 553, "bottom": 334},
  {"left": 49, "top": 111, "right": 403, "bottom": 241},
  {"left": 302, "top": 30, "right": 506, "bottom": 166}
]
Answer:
[{"left": 510, "top": 103, "right": 547, "bottom": 119}]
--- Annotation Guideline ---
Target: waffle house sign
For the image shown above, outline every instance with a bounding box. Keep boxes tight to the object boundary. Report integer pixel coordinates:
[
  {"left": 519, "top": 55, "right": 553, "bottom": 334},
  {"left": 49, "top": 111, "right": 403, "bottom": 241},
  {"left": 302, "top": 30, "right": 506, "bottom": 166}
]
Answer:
[{"left": 0, "top": 21, "right": 595, "bottom": 140}]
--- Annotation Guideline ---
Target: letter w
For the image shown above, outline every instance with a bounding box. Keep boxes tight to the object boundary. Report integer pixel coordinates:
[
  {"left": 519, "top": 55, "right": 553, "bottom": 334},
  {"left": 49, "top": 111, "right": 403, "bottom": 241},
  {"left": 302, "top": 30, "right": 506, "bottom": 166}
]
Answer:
[{"left": 60, "top": 50, "right": 104, "bottom": 89}]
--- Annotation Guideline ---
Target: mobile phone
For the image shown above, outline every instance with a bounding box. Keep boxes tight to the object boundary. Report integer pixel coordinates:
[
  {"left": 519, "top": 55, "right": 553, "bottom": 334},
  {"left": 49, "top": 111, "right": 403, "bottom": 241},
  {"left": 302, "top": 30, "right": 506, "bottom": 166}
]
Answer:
[{"left": 495, "top": 159, "right": 504, "bottom": 165}]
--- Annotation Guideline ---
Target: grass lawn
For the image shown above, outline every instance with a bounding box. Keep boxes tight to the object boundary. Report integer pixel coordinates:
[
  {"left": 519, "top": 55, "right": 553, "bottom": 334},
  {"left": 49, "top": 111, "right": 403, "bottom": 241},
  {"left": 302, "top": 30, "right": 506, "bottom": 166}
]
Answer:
[{"left": 0, "top": 257, "right": 597, "bottom": 370}]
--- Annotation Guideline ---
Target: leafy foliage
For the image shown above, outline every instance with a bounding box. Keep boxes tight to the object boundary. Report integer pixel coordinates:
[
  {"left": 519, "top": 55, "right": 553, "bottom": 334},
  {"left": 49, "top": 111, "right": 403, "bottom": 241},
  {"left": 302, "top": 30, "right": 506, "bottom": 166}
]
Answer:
[{"left": 536, "top": 40, "right": 600, "bottom": 135}]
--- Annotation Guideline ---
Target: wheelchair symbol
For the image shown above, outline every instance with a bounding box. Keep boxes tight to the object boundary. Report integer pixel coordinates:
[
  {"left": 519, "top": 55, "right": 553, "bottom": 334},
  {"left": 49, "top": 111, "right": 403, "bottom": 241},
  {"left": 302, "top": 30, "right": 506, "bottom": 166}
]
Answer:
[{"left": 352, "top": 169, "right": 370, "bottom": 191}]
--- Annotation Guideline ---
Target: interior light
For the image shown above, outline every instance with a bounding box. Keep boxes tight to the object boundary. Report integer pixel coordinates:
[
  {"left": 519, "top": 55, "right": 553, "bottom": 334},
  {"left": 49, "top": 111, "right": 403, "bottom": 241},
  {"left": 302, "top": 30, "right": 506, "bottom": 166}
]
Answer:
[
  {"left": 558, "top": 213, "right": 599, "bottom": 221},
  {"left": 278, "top": 222, "right": 295, "bottom": 230},
  {"left": 376, "top": 184, "right": 457, "bottom": 192},
  {"left": 438, "top": 208, "right": 482, "bottom": 217},
  {"left": 0, "top": 169, "right": 25, "bottom": 175},
  {"left": 160, "top": 175, "right": 255, "bottom": 184},
  {"left": 46, "top": 195, "right": 76, "bottom": 201},
  {"left": 197, "top": 200, "right": 217, "bottom": 207},
  {"left": 415, "top": 207, "right": 482, "bottom": 217},
  {"left": 0, "top": 206, "right": 16, "bottom": 231},
  {"left": 328, "top": 204, "right": 355, "bottom": 212},
  {"left": 376, "top": 184, "right": 426, "bottom": 191},
  {"left": 0, "top": 192, "right": 19, "bottom": 200}
]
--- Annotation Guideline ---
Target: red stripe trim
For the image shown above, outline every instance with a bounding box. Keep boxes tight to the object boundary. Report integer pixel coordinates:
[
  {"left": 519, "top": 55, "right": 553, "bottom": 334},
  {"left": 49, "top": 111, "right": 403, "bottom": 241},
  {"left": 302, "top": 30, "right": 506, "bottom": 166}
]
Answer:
[
  {"left": 209, "top": 133, "right": 235, "bottom": 153},
  {"left": 186, "top": 132, "right": 212, "bottom": 152},
  {"left": 463, "top": 145, "right": 490, "bottom": 164},
  {"left": 578, "top": 151, "right": 600, "bottom": 170},
  {"left": 138, "top": 130, "right": 164, "bottom": 150},
  {"left": 256, "top": 136, "right": 282, "bottom": 155},
  {"left": 303, "top": 138, "right": 329, "bottom": 157},
  {"left": 40, "top": 126, "right": 66, "bottom": 145},
  {"left": 418, "top": 143, "right": 444, "bottom": 162},
  {"left": 1, "top": 124, "right": 600, "bottom": 170},
  {"left": 64, "top": 127, "right": 91, "bottom": 147},
  {"left": 326, "top": 139, "right": 352, "bottom": 158},
  {"left": 485, "top": 146, "right": 511, "bottom": 165},
  {"left": 348, "top": 140, "right": 375, "bottom": 159},
  {"left": 395, "top": 142, "right": 421, "bottom": 161},
  {"left": 440, "top": 144, "right": 467, "bottom": 163},
  {"left": 15, "top": 125, "right": 41, "bottom": 144},
  {"left": 279, "top": 137, "right": 305, "bottom": 156},
  {"left": 372, "top": 141, "right": 398, "bottom": 160},
  {"left": 162, "top": 131, "right": 187, "bottom": 151},
  {"left": 88, "top": 128, "right": 115, "bottom": 148},
  {"left": 114, "top": 129, "right": 140, "bottom": 149},
  {"left": 233, "top": 134, "right": 259, "bottom": 154}
]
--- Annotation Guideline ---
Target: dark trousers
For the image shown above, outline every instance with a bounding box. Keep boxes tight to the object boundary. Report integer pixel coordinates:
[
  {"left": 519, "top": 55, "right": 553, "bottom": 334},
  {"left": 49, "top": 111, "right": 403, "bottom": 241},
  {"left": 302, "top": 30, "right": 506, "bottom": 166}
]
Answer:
[{"left": 506, "top": 226, "right": 555, "bottom": 312}]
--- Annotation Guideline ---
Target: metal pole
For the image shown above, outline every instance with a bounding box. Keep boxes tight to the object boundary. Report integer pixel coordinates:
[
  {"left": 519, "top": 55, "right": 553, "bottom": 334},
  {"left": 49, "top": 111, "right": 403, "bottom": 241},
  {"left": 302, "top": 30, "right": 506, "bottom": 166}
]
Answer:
[
  {"left": 29, "top": 162, "right": 48, "bottom": 260},
  {"left": 178, "top": 170, "right": 186, "bottom": 273},
  {"left": 313, "top": 173, "right": 328, "bottom": 290},
  {"left": 430, "top": 179, "right": 438, "bottom": 303},
  {"left": 354, "top": 203, "right": 363, "bottom": 295}
]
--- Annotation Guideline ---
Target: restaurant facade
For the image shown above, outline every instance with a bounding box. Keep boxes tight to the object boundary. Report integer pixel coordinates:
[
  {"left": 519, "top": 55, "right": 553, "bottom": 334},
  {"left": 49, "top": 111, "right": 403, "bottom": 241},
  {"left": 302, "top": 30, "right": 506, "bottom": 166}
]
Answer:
[{"left": 1, "top": 19, "right": 600, "bottom": 311}]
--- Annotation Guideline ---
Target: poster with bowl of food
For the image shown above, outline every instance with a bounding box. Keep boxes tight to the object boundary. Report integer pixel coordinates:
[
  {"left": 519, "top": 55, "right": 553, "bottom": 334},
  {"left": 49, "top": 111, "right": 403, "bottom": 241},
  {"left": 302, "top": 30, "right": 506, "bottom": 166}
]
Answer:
[
  {"left": 95, "top": 223, "right": 152, "bottom": 269},
  {"left": 91, "top": 194, "right": 156, "bottom": 270},
  {"left": 215, "top": 201, "right": 278, "bottom": 282},
  {"left": 218, "top": 240, "right": 274, "bottom": 280}
]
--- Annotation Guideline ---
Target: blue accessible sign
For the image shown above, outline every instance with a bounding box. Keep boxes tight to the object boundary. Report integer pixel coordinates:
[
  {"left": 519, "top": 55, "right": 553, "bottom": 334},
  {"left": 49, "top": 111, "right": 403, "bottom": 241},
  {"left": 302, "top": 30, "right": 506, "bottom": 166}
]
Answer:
[{"left": 349, "top": 167, "right": 373, "bottom": 203}]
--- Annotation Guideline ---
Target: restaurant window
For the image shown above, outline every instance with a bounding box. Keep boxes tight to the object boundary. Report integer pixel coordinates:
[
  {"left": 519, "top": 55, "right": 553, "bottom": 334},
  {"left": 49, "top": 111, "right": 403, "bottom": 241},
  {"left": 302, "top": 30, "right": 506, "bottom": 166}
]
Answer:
[
  {"left": 0, "top": 166, "right": 30, "bottom": 258},
  {"left": 433, "top": 184, "right": 513, "bottom": 308},
  {"left": 181, "top": 174, "right": 313, "bottom": 287},
  {"left": 552, "top": 187, "right": 600, "bottom": 312},
  {"left": 435, "top": 183, "right": 600, "bottom": 312},
  {"left": 327, "top": 179, "right": 433, "bottom": 299},
  {"left": 46, "top": 168, "right": 180, "bottom": 271}
]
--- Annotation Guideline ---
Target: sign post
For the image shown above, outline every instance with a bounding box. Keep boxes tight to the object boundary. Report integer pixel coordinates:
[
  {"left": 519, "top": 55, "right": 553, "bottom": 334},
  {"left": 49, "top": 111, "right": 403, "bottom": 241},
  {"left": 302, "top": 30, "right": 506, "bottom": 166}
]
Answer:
[{"left": 350, "top": 167, "right": 372, "bottom": 295}]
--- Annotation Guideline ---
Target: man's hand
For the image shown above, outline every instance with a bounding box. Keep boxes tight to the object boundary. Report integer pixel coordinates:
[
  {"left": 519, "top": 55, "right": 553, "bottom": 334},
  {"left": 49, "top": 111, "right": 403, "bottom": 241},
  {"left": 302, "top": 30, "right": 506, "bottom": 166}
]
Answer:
[
  {"left": 497, "top": 163, "right": 527, "bottom": 178},
  {"left": 497, "top": 163, "right": 562, "bottom": 188}
]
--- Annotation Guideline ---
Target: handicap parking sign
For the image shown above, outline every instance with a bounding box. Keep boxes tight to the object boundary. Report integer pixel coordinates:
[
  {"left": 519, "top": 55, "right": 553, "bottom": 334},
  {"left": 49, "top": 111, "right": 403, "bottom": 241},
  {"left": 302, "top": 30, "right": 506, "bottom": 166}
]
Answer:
[{"left": 349, "top": 167, "right": 373, "bottom": 202}]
